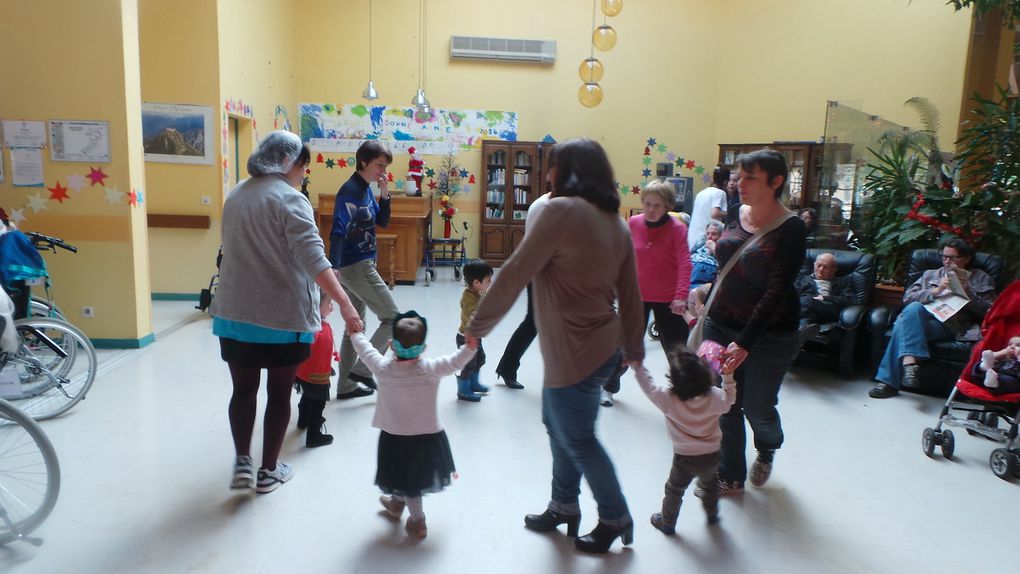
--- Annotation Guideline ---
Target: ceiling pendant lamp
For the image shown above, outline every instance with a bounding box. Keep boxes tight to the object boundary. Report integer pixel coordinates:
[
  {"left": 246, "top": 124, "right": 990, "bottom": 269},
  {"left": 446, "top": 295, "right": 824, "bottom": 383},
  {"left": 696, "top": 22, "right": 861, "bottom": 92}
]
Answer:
[
  {"left": 593, "top": 24, "right": 617, "bottom": 51},
  {"left": 578, "top": 57, "right": 604, "bottom": 83},
  {"left": 578, "top": 83, "right": 603, "bottom": 108},
  {"left": 362, "top": 0, "right": 379, "bottom": 100},
  {"left": 411, "top": 0, "right": 431, "bottom": 114},
  {"left": 601, "top": 0, "right": 623, "bottom": 17}
]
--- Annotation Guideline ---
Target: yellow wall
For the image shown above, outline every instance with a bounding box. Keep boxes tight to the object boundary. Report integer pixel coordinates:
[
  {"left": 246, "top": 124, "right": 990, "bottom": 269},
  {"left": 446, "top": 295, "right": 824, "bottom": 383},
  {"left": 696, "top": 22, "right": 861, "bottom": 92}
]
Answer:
[
  {"left": 717, "top": 0, "right": 970, "bottom": 152},
  {"left": 295, "top": 0, "right": 972, "bottom": 258},
  {"left": 0, "top": 0, "right": 151, "bottom": 341},
  {"left": 139, "top": 0, "right": 224, "bottom": 295}
]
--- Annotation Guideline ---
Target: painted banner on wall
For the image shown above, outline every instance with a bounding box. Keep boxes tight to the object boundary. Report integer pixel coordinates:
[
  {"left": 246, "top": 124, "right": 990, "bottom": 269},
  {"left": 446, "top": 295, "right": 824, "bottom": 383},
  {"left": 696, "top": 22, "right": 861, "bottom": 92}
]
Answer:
[{"left": 299, "top": 103, "right": 517, "bottom": 154}]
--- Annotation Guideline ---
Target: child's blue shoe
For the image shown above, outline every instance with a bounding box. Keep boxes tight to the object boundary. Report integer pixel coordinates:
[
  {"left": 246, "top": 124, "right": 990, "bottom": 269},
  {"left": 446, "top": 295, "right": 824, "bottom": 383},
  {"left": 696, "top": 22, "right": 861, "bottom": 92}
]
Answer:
[{"left": 457, "top": 377, "right": 481, "bottom": 402}]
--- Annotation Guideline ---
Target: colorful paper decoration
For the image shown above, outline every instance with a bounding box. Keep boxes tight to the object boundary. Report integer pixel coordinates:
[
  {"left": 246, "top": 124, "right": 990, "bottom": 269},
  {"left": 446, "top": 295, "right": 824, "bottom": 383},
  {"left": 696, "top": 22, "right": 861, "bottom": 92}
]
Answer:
[
  {"left": 643, "top": 146, "right": 651, "bottom": 156},
  {"left": 641, "top": 168, "right": 651, "bottom": 178},
  {"left": 48, "top": 182, "right": 70, "bottom": 203},
  {"left": 646, "top": 137, "right": 656, "bottom": 146},
  {"left": 66, "top": 173, "right": 88, "bottom": 193},
  {"left": 338, "top": 158, "right": 348, "bottom": 168},
  {"left": 468, "top": 174, "right": 475, "bottom": 184},
  {"left": 87, "top": 166, "right": 109, "bottom": 186},
  {"left": 27, "top": 193, "right": 48, "bottom": 214},
  {"left": 105, "top": 185, "right": 124, "bottom": 204},
  {"left": 316, "top": 153, "right": 325, "bottom": 163},
  {"left": 325, "top": 158, "right": 335, "bottom": 168}
]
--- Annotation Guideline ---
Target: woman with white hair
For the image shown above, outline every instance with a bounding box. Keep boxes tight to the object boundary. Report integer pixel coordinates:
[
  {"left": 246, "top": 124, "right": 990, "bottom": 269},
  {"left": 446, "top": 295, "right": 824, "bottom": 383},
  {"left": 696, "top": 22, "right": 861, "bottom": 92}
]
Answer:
[{"left": 211, "top": 130, "right": 362, "bottom": 494}]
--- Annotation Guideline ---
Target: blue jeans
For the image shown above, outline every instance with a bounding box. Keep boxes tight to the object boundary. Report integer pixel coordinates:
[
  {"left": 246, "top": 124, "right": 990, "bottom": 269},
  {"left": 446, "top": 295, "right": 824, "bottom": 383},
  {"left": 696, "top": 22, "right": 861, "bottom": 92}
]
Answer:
[
  {"left": 874, "top": 302, "right": 956, "bottom": 389},
  {"left": 541, "top": 350, "right": 630, "bottom": 527},
  {"left": 703, "top": 318, "right": 799, "bottom": 483}
]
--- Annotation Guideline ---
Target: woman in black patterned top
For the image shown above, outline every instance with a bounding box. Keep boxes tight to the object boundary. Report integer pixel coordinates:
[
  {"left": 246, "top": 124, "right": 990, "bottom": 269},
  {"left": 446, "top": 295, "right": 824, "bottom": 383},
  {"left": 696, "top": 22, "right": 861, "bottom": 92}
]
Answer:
[{"left": 700, "top": 148, "right": 805, "bottom": 494}]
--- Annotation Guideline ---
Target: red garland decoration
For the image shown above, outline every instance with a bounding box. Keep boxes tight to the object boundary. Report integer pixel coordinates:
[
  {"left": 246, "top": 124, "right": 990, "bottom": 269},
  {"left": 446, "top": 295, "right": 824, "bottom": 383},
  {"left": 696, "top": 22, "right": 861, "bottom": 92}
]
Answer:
[{"left": 904, "top": 191, "right": 983, "bottom": 243}]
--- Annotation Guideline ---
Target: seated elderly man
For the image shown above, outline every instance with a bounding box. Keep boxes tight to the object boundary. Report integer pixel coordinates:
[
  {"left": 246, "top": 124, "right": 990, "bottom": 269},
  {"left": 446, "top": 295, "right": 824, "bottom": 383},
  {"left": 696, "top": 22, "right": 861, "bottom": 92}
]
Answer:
[
  {"left": 869, "top": 238, "right": 998, "bottom": 399},
  {"left": 795, "top": 252, "right": 852, "bottom": 328}
]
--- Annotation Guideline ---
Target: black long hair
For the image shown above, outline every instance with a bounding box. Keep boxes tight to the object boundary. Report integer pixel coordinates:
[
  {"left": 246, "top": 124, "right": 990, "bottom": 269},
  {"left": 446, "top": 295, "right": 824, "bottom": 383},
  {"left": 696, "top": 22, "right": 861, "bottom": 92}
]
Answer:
[{"left": 547, "top": 138, "right": 620, "bottom": 213}]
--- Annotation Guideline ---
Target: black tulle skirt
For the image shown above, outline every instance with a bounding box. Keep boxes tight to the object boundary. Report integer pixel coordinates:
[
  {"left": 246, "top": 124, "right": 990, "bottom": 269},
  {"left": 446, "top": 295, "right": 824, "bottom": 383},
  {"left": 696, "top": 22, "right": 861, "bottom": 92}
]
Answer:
[{"left": 376, "top": 430, "right": 456, "bottom": 497}]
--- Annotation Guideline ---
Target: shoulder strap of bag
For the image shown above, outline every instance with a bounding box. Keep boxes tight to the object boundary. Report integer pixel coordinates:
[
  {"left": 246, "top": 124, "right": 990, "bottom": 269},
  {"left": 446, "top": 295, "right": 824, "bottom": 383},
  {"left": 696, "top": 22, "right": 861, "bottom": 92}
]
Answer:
[{"left": 700, "top": 211, "right": 797, "bottom": 316}]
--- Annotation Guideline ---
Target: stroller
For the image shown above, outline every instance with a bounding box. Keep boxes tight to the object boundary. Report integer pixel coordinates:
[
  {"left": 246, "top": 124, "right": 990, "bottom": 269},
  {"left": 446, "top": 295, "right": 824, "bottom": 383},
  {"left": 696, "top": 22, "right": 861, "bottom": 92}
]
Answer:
[{"left": 921, "top": 279, "right": 1020, "bottom": 480}]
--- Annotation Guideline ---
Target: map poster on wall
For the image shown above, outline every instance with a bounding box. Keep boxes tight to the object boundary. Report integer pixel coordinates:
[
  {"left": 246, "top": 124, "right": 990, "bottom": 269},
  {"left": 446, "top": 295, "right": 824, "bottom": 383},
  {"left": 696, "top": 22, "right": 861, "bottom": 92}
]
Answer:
[
  {"left": 49, "top": 119, "right": 111, "bottom": 163},
  {"left": 299, "top": 103, "right": 517, "bottom": 154},
  {"left": 141, "top": 102, "right": 215, "bottom": 164}
]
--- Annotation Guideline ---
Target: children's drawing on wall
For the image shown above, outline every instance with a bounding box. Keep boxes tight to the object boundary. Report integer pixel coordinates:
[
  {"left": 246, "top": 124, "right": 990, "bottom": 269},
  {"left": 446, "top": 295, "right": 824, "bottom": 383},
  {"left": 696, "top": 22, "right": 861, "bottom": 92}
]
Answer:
[{"left": 141, "top": 102, "right": 214, "bottom": 164}]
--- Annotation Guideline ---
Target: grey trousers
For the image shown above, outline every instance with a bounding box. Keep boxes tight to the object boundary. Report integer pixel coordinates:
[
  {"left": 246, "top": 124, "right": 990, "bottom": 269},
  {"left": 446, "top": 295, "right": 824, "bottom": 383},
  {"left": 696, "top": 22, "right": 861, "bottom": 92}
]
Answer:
[
  {"left": 661, "top": 451, "right": 721, "bottom": 525},
  {"left": 336, "top": 259, "right": 399, "bottom": 392}
]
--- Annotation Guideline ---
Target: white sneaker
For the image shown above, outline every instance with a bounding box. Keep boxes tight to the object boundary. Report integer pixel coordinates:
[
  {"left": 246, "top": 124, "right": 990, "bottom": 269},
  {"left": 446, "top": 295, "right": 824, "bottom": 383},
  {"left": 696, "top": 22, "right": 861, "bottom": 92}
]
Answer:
[
  {"left": 230, "top": 455, "right": 255, "bottom": 490},
  {"left": 600, "top": 390, "right": 614, "bottom": 407},
  {"left": 255, "top": 461, "right": 294, "bottom": 493}
]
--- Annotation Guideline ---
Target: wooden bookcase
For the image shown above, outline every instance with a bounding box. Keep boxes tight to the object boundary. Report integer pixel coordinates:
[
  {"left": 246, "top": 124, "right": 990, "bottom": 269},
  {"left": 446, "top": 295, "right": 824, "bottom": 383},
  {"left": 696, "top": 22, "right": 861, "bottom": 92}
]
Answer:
[
  {"left": 479, "top": 140, "right": 548, "bottom": 266},
  {"left": 718, "top": 142, "right": 852, "bottom": 213}
]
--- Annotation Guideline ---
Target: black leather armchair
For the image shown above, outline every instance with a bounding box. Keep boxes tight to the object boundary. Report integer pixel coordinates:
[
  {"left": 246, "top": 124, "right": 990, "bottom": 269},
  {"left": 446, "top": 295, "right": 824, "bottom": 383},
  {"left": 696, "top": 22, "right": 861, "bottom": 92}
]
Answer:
[
  {"left": 867, "top": 249, "right": 1005, "bottom": 396},
  {"left": 797, "top": 249, "right": 877, "bottom": 375}
]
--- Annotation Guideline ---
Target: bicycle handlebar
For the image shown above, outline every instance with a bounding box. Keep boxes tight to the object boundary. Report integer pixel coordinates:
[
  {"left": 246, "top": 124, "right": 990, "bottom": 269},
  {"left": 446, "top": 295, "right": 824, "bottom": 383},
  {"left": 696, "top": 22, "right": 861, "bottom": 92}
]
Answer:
[{"left": 26, "top": 231, "right": 78, "bottom": 254}]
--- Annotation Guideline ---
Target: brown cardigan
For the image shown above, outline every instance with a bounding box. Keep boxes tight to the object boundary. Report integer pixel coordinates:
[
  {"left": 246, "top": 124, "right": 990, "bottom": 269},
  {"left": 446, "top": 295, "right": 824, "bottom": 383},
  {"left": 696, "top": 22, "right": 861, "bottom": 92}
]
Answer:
[{"left": 467, "top": 196, "right": 645, "bottom": 387}]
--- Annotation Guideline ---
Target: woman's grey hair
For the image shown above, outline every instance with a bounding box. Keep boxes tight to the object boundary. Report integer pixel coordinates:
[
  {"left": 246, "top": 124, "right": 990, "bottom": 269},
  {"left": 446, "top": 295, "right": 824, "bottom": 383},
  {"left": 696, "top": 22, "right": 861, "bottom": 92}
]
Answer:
[
  {"left": 706, "top": 220, "right": 724, "bottom": 233},
  {"left": 247, "top": 130, "right": 304, "bottom": 177}
]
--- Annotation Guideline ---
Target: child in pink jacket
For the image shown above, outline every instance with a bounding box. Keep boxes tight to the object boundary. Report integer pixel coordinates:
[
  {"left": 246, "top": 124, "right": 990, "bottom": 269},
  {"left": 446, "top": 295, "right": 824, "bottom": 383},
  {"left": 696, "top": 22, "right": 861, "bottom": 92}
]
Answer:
[{"left": 634, "top": 341, "right": 736, "bottom": 534}]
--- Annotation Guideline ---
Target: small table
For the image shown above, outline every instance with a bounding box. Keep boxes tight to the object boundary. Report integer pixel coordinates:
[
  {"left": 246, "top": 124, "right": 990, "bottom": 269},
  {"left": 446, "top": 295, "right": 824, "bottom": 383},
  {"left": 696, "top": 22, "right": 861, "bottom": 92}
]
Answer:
[{"left": 377, "top": 234, "right": 398, "bottom": 290}]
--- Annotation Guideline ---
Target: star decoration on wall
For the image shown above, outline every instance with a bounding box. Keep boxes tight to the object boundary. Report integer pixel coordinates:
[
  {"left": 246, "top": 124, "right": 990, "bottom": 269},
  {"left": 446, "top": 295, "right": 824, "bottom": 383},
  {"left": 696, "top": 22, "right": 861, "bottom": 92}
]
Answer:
[
  {"left": 66, "top": 173, "right": 88, "bottom": 193},
  {"left": 135, "top": 188, "right": 145, "bottom": 204},
  {"left": 631, "top": 186, "right": 640, "bottom": 194},
  {"left": 425, "top": 168, "right": 436, "bottom": 178},
  {"left": 387, "top": 172, "right": 394, "bottom": 182},
  {"left": 642, "top": 168, "right": 652, "bottom": 177},
  {"left": 48, "top": 182, "right": 70, "bottom": 203},
  {"left": 685, "top": 160, "right": 696, "bottom": 169},
  {"left": 694, "top": 165, "right": 705, "bottom": 175},
  {"left": 87, "top": 166, "right": 109, "bottom": 186},
  {"left": 338, "top": 159, "right": 348, "bottom": 168},
  {"left": 665, "top": 152, "right": 676, "bottom": 162},
  {"left": 27, "top": 193, "right": 49, "bottom": 214},
  {"left": 462, "top": 184, "right": 472, "bottom": 194},
  {"left": 128, "top": 189, "right": 139, "bottom": 206},
  {"left": 657, "top": 143, "right": 667, "bottom": 153},
  {"left": 676, "top": 157, "right": 684, "bottom": 167},
  {"left": 428, "top": 180, "right": 437, "bottom": 190},
  {"left": 646, "top": 137, "right": 657, "bottom": 146},
  {"left": 9, "top": 209, "right": 25, "bottom": 226},
  {"left": 642, "top": 156, "right": 653, "bottom": 166},
  {"left": 459, "top": 169, "right": 469, "bottom": 178},
  {"left": 105, "top": 185, "right": 124, "bottom": 205},
  {"left": 325, "top": 158, "right": 335, "bottom": 168}
]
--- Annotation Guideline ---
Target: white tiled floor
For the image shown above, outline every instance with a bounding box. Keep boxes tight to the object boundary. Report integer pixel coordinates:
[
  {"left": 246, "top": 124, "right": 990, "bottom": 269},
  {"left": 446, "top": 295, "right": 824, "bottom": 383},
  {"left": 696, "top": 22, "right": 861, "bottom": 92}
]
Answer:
[{"left": 2, "top": 276, "right": 1017, "bottom": 573}]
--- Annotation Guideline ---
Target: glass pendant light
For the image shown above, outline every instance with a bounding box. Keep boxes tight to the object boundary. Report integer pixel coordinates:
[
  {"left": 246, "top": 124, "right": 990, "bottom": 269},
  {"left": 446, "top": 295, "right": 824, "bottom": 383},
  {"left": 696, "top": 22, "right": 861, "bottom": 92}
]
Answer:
[
  {"left": 593, "top": 25, "right": 617, "bottom": 51},
  {"left": 601, "top": 0, "right": 623, "bottom": 17},
  {"left": 578, "top": 83, "right": 603, "bottom": 108},
  {"left": 578, "top": 57, "right": 604, "bottom": 83},
  {"left": 363, "top": 0, "right": 379, "bottom": 100},
  {"left": 411, "top": 0, "right": 430, "bottom": 113}
]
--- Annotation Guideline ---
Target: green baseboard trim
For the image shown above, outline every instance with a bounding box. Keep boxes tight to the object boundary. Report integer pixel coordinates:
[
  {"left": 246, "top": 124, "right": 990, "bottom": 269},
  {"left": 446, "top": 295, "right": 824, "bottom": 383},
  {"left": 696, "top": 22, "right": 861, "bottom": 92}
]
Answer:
[
  {"left": 91, "top": 333, "right": 155, "bottom": 349},
  {"left": 152, "top": 293, "right": 200, "bottom": 301}
]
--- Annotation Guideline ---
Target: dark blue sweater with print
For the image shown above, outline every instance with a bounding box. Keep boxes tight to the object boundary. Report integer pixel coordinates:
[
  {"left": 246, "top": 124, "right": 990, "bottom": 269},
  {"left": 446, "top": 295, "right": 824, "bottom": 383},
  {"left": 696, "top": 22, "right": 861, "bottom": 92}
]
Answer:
[{"left": 328, "top": 172, "right": 392, "bottom": 268}]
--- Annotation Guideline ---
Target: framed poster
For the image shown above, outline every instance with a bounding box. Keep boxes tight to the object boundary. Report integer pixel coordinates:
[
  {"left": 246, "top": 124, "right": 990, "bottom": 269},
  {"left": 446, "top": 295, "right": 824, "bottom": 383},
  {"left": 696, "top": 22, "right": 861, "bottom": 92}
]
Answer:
[
  {"left": 49, "top": 119, "right": 111, "bottom": 162},
  {"left": 141, "top": 102, "right": 214, "bottom": 164},
  {"left": 668, "top": 176, "right": 695, "bottom": 214}
]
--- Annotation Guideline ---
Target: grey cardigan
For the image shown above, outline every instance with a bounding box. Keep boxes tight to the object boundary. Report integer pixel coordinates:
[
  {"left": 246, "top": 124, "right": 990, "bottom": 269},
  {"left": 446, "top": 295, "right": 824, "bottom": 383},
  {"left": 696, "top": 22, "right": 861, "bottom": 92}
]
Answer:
[{"left": 210, "top": 174, "right": 332, "bottom": 333}]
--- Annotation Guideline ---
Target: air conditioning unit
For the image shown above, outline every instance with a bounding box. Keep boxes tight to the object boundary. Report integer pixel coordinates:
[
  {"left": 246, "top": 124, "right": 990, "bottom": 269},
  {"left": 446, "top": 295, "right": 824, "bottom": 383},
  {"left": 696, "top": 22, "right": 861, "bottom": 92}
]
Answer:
[{"left": 450, "top": 35, "right": 556, "bottom": 64}]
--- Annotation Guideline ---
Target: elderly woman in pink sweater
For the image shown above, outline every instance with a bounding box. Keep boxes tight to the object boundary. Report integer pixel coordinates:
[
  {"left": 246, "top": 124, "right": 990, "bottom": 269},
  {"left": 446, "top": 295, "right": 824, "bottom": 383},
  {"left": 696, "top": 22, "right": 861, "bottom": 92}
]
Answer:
[{"left": 629, "top": 180, "right": 692, "bottom": 353}]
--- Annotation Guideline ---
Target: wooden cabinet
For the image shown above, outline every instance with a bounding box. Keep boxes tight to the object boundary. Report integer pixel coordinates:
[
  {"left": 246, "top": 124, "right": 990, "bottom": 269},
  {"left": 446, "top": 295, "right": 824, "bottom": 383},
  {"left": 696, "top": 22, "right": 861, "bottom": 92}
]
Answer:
[
  {"left": 317, "top": 194, "right": 430, "bottom": 284},
  {"left": 479, "top": 140, "right": 548, "bottom": 266}
]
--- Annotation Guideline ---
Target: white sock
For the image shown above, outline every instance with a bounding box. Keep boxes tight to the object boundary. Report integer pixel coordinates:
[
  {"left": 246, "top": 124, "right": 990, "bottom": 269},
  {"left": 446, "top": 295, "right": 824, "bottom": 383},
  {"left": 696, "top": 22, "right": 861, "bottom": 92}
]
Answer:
[
  {"left": 981, "top": 351, "right": 999, "bottom": 388},
  {"left": 406, "top": 496, "right": 424, "bottom": 520}
]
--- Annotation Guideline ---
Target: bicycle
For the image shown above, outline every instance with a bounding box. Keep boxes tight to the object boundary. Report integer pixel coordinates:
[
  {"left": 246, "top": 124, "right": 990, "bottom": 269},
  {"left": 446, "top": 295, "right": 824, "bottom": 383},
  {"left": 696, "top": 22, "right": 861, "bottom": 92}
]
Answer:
[
  {"left": 0, "top": 397, "right": 60, "bottom": 546},
  {"left": 0, "top": 317, "right": 97, "bottom": 421}
]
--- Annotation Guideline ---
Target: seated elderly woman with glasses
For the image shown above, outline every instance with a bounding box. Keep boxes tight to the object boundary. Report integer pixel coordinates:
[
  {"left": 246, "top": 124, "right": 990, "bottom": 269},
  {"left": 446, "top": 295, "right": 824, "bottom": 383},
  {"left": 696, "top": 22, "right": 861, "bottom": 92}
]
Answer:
[{"left": 869, "top": 237, "right": 998, "bottom": 399}]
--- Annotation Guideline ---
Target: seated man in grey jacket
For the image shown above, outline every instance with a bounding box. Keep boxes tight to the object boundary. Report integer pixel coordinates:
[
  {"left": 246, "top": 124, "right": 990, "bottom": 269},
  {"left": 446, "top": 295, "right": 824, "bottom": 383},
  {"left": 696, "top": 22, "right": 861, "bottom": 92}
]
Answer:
[{"left": 795, "top": 252, "right": 852, "bottom": 327}]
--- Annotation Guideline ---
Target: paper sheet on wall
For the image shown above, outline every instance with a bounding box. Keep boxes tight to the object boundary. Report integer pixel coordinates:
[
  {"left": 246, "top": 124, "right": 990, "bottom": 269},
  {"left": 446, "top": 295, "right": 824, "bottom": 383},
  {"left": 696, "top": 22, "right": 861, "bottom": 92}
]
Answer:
[
  {"left": 49, "top": 119, "right": 111, "bottom": 162},
  {"left": 0, "top": 149, "right": 4, "bottom": 184},
  {"left": 2, "top": 120, "right": 47, "bottom": 148},
  {"left": 10, "top": 148, "right": 44, "bottom": 187}
]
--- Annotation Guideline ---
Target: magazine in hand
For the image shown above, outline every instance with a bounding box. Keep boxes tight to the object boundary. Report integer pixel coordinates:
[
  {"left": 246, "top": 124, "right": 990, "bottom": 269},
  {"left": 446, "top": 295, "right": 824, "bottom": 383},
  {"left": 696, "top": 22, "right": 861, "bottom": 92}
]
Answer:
[{"left": 923, "top": 269, "right": 969, "bottom": 322}]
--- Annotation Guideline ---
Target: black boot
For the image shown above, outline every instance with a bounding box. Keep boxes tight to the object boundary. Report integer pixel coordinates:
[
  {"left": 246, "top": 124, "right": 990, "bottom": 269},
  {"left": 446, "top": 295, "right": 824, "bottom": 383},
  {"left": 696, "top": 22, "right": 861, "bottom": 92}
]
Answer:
[
  {"left": 524, "top": 508, "right": 581, "bottom": 536},
  {"left": 574, "top": 520, "right": 634, "bottom": 554},
  {"left": 305, "top": 400, "right": 333, "bottom": 448},
  {"left": 296, "top": 396, "right": 311, "bottom": 430}
]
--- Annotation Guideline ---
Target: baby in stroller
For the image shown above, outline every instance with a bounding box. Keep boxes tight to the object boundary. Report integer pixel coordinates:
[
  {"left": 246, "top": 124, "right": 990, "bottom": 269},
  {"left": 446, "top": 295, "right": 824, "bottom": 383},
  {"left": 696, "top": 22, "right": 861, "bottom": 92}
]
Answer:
[
  {"left": 921, "top": 279, "right": 1020, "bottom": 480},
  {"left": 974, "top": 335, "right": 1020, "bottom": 394}
]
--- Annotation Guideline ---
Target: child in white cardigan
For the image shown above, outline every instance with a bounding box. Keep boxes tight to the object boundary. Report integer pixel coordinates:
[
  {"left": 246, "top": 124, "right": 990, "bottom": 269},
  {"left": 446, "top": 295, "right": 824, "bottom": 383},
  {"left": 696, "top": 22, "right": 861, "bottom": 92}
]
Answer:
[
  {"left": 349, "top": 310, "right": 477, "bottom": 538},
  {"left": 634, "top": 340, "right": 737, "bottom": 534}
]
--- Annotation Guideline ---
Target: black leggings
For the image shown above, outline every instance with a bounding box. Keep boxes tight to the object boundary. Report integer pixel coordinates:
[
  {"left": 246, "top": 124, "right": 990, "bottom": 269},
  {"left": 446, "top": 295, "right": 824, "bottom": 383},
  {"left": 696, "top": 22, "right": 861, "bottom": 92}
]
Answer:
[
  {"left": 644, "top": 301, "right": 690, "bottom": 354},
  {"left": 228, "top": 363, "right": 300, "bottom": 470}
]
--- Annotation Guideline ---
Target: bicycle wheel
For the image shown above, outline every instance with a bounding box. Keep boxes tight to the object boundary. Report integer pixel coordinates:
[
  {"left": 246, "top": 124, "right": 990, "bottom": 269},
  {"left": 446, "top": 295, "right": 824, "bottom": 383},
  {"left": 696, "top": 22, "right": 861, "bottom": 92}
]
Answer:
[
  {"left": 0, "top": 398, "right": 60, "bottom": 545},
  {"left": 4, "top": 318, "right": 97, "bottom": 420}
]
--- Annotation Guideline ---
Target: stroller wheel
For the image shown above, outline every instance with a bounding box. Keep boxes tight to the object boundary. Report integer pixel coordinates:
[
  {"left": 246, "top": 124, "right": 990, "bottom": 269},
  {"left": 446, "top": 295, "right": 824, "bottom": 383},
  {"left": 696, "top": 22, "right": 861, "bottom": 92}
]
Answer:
[
  {"left": 990, "top": 448, "right": 1014, "bottom": 480},
  {"left": 980, "top": 412, "right": 998, "bottom": 429},
  {"left": 922, "top": 428, "right": 936, "bottom": 458},
  {"left": 454, "top": 267, "right": 462, "bottom": 280},
  {"left": 940, "top": 429, "right": 955, "bottom": 459},
  {"left": 648, "top": 322, "right": 659, "bottom": 341}
]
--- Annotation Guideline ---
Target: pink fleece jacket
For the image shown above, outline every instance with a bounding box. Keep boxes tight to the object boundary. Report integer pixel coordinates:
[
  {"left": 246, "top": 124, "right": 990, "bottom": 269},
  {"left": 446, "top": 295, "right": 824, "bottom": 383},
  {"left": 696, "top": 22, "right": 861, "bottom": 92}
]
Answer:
[
  {"left": 634, "top": 365, "right": 736, "bottom": 456},
  {"left": 628, "top": 215, "right": 691, "bottom": 303}
]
